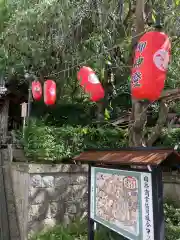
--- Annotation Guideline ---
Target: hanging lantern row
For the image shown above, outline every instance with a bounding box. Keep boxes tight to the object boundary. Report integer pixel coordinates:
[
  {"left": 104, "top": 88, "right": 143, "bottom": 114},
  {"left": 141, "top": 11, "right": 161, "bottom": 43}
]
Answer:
[
  {"left": 32, "top": 67, "right": 105, "bottom": 105},
  {"left": 131, "top": 31, "right": 171, "bottom": 101},
  {"left": 31, "top": 80, "right": 56, "bottom": 105},
  {"left": 32, "top": 31, "right": 171, "bottom": 105}
]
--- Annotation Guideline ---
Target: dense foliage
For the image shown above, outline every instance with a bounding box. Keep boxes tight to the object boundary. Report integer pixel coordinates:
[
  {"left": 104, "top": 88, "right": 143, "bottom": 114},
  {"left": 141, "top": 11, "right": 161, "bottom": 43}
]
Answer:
[
  {"left": 164, "top": 203, "right": 180, "bottom": 240},
  {"left": 30, "top": 203, "right": 180, "bottom": 240},
  {"left": 16, "top": 118, "right": 180, "bottom": 162},
  {"left": 19, "top": 118, "right": 127, "bottom": 161},
  {"left": 0, "top": 0, "right": 179, "bottom": 123}
]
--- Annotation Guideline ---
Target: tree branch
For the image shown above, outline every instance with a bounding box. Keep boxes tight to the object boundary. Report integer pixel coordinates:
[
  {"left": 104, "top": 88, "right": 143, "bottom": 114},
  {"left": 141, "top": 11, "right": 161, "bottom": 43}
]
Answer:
[
  {"left": 129, "top": 99, "right": 148, "bottom": 146},
  {"left": 123, "top": 0, "right": 132, "bottom": 27},
  {"left": 160, "top": 88, "right": 180, "bottom": 101},
  {"left": 147, "top": 101, "right": 169, "bottom": 146}
]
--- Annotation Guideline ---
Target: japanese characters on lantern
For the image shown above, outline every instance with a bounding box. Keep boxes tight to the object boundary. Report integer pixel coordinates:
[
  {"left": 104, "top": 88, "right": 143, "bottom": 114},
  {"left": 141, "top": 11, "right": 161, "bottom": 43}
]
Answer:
[
  {"left": 77, "top": 66, "right": 105, "bottom": 102},
  {"left": 44, "top": 80, "right": 56, "bottom": 105},
  {"left": 31, "top": 81, "right": 42, "bottom": 101},
  {"left": 131, "top": 31, "right": 171, "bottom": 101}
]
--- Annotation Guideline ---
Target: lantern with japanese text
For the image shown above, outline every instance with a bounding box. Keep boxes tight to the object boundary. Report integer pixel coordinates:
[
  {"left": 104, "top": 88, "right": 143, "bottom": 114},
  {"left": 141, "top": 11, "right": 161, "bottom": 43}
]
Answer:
[
  {"left": 131, "top": 31, "right": 171, "bottom": 101},
  {"left": 31, "top": 80, "right": 42, "bottom": 101},
  {"left": 44, "top": 80, "right": 56, "bottom": 105},
  {"left": 77, "top": 66, "right": 105, "bottom": 102}
]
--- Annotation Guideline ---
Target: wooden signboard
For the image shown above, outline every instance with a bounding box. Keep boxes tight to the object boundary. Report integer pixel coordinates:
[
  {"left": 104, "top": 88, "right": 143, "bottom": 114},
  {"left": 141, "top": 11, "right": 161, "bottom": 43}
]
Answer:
[
  {"left": 90, "top": 167, "right": 154, "bottom": 240},
  {"left": 73, "top": 148, "right": 180, "bottom": 240}
]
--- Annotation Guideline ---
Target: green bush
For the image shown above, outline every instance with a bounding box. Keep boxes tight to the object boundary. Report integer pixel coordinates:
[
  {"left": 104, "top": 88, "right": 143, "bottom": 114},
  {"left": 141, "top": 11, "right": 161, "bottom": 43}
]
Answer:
[
  {"left": 31, "top": 101, "right": 95, "bottom": 126},
  {"left": 30, "top": 218, "right": 124, "bottom": 240},
  {"left": 30, "top": 218, "right": 88, "bottom": 240},
  {"left": 164, "top": 203, "right": 180, "bottom": 226},
  {"left": 158, "top": 128, "right": 180, "bottom": 147},
  {"left": 30, "top": 203, "right": 180, "bottom": 240},
  {"left": 165, "top": 225, "right": 180, "bottom": 240},
  {"left": 18, "top": 118, "right": 180, "bottom": 162},
  {"left": 164, "top": 203, "right": 180, "bottom": 240},
  {"left": 20, "top": 118, "right": 127, "bottom": 162}
]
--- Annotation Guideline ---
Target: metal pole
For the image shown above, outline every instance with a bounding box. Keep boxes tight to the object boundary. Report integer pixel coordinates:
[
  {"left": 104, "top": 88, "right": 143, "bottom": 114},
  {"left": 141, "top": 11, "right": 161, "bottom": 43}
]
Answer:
[
  {"left": 152, "top": 166, "right": 165, "bottom": 240},
  {"left": 27, "top": 81, "right": 31, "bottom": 119},
  {"left": 88, "top": 164, "right": 94, "bottom": 240}
]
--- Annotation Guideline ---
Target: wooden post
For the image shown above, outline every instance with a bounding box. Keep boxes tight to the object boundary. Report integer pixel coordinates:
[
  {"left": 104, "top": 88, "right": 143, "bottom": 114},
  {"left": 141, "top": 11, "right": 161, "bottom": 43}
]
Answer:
[
  {"left": 0, "top": 99, "right": 9, "bottom": 144},
  {"left": 21, "top": 102, "right": 27, "bottom": 137}
]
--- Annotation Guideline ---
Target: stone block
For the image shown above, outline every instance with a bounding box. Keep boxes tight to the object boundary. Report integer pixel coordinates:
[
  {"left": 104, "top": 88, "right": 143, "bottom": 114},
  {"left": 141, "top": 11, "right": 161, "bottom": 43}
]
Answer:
[
  {"left": 72, "top": 184, "right": 88, "bottom": 199},
  {"left": 54, "top": 186, "right": 74, "bottom": 201},
  {"left": 67, "top": 203, "right": 77, "bottom": 214},
  {"left": 30, "top": 175, "right": 42, "bottom": 188},
  {"left": 49, "top": 201, "right": 78, "bottom": 219},
  {"left": 28, "top": 204, "right": 51, "bottom": 222},
  {"left": 43, "top": 218, "right": 56, "bottom": 228},
  {"left": 28, "top": 164, "right": 88, "bottom": 174},
  {"left": 29, "top": 188, "right": 47, "bottom": 204},
  {"left": 42, "top": 176, "right": 54, "bottom": 188},
  {"left": 71, "top": 174, "right": 88, "bottom": 185},
  {"left": 54, "top": 175, "right": 71, "bottom": 187},
  {"left": 49, "top": 202, "right": 65, "bottom": 218}
]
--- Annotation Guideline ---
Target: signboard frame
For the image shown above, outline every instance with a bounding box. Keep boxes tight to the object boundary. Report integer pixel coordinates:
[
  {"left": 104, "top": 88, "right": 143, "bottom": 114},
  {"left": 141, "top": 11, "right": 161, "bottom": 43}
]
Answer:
[{"left": 87, "top": 164, "right": 164, "bottom": 240}]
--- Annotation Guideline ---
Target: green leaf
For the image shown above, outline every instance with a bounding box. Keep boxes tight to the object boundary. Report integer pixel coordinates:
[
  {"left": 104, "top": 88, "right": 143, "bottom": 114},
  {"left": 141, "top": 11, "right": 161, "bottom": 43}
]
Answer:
[
  {"left": 175, "top": 0, "right": 180, "bottom": 6},
  {"left": 152, "top": 10, "right": 156, "bottom": 23},
  {"left": 104, "top": 108, "right": 110, "bottom": 120}
]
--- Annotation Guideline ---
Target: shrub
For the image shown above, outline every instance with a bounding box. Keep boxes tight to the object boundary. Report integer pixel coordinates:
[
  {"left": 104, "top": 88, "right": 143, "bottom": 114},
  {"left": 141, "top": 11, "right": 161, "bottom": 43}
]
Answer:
[
  {"left": 30, "top": 218, "right": 88, "bottom": 240},
  {"left": 30, "top": 219, "right": 124, "bottom": 240},
  {"left": 18, "top": 119, "right": 180, "bottom": 162},
  {"left": 30, "top": 203, "right": 180, "bottom": 240},
  {"left": 165, "top": 225, "right": 180, "bottom": 240},
  {"left": 19, "top": 118, "right": 127, "bottom": 162},
  {"left": 158, "top": 128, "right": 180, "bottom": 148},
  {"left": 164, "top": 203, "right": 180, "bottom": 240}
]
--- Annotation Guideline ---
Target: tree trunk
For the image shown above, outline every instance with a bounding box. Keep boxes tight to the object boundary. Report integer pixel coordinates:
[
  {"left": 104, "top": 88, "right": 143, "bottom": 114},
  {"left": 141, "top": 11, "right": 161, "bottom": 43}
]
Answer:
[
  {"left": 129, "top": 0, "right": 146, "bottom": 147},
  {"left": 128, "top": 0, "right": 174, "bottom": 147}
]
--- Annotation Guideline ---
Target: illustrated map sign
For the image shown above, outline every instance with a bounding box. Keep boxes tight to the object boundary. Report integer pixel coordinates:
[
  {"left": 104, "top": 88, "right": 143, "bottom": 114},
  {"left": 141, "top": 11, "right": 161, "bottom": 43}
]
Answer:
[{"left": 90, "top": 167, "right": 154, "bottom": 240}]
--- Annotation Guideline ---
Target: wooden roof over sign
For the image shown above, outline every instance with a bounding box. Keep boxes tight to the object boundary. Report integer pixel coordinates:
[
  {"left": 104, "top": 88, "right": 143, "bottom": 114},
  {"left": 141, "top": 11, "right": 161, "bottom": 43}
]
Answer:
[{"left": 73, "top": 148, "right": 180, "bottom": 167}]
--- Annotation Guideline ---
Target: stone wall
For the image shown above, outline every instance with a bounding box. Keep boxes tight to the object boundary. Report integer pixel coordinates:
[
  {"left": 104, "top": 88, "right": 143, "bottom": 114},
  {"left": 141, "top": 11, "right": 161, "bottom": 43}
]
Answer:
[
  {"left": 163, "top": 171, "right": 180, "bottom": 205},
  {"left": 10, "top": 163, "right": 88, "bottom": 240}
]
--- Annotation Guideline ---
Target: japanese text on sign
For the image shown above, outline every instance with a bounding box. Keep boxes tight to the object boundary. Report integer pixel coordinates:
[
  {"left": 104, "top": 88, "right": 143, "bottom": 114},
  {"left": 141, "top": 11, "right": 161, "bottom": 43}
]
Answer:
[{"left": 141, "top": 173, "right": 154, "bottom": 240}]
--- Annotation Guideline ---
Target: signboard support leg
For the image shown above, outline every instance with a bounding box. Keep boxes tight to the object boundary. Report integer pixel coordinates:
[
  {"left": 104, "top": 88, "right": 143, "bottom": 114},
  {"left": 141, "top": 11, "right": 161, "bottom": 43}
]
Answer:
[
  {"left": 152, "top": 166, "right": 164, "bottom": 240},
  {"left": 88, "top": 165, "right": 94, "bottom": 240}
]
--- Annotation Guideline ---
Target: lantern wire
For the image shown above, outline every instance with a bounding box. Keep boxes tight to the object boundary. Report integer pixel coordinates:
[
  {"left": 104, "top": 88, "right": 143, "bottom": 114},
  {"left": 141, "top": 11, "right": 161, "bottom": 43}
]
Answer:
[{"left": 45, "top": 29, "right": 150, "bottom": 78}]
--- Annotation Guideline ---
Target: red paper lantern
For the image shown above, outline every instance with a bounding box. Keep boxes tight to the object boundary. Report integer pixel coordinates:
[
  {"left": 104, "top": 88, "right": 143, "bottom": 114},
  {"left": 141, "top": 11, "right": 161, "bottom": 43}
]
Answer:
[
  {"left": 131, "top": 31, "right": 171, "bottom": 101},
  {"left": 77, "top": 66, "right": 105, "bottom": 102},
  {"left": 31, "top": 81, "right": 42, "bottom": 101},
  {"left": 44, "top": 80, "right": 56, "bottom": 105}
]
